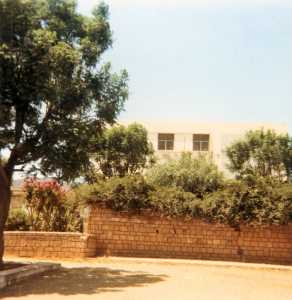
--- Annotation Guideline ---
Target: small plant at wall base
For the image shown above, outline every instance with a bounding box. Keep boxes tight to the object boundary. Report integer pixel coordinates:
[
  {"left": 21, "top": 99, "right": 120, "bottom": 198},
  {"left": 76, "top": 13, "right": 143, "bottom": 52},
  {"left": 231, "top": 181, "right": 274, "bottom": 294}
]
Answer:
[{"left": 5, "top": 209, "right": 30, "bottom": 231}]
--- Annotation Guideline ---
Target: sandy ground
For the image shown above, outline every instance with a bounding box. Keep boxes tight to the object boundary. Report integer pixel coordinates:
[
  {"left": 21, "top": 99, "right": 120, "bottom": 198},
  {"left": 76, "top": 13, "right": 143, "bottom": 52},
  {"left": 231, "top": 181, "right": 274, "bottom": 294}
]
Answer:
[{"left": 1, "top": 257, "right": 292, "bottom": 300}]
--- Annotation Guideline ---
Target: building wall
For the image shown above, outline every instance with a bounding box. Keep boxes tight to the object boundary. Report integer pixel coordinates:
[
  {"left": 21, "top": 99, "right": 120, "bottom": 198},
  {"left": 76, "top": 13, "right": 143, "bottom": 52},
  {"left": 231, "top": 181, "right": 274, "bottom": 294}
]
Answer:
[
  {"left": 128, "top": 121, "right": 288, "bottom": 174},
  {"left": 86, "top": 206, "right": 292, "bottom": 265}
]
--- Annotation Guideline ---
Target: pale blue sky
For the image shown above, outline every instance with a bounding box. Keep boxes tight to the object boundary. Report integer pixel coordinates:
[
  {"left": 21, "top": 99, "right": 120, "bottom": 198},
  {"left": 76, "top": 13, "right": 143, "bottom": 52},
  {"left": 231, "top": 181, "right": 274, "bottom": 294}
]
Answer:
[{"left": 78, "top": 0, "right": 292, "bottom": 133}]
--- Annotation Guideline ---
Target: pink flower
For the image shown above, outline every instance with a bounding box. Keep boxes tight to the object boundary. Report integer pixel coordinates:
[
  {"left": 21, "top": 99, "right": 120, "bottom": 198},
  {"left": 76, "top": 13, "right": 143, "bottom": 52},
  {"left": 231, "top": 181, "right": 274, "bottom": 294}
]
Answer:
[{"left": 22, "top": 178, "right": 66, "bottom": 198}]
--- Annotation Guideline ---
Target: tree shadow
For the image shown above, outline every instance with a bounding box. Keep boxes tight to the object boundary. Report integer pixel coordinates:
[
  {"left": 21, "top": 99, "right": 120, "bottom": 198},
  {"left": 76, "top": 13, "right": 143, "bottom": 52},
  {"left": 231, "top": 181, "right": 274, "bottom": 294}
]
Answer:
[{"left": 1, "top": 266, "right": 167, "bottom": 297}]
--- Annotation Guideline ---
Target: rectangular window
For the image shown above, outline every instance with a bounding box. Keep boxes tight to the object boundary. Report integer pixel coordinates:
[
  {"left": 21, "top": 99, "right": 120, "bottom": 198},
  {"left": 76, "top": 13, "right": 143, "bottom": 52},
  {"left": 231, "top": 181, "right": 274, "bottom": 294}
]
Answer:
[
  {"left": 158, "top": 133, "right": 174, "bottom": 150},
  {"left": 193, "top": 134, "right": 210, "bottom": 151}
]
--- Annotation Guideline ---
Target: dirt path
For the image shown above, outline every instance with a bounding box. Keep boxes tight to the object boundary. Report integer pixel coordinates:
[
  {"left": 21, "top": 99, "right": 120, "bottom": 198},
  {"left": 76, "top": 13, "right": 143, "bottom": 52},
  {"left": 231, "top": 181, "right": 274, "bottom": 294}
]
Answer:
[{"left": 1, "top": 257, "right": 292, "bottom": 300}]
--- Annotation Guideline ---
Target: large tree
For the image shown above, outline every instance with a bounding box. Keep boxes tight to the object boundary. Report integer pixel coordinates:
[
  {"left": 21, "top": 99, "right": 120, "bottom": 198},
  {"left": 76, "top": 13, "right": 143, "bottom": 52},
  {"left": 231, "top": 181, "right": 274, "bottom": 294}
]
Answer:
[{"left": 0, "top": 0, "right": 128, "bottom": 265}]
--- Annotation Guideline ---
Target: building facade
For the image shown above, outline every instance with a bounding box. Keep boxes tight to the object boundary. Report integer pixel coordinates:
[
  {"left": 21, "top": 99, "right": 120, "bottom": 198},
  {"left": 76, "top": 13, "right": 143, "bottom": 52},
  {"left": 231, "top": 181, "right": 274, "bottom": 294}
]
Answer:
[{"left": 123, "top": 121, "right": 288, "bottom": 175}]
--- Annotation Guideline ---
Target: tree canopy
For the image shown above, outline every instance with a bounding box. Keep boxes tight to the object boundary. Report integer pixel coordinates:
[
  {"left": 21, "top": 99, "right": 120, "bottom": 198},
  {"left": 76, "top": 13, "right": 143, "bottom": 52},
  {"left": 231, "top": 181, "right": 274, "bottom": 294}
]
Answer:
[
  {"left": 0, "top": 0, "right": 128, "bottom": 182},
  {"left": 226, "top": 129, "right": 292, "bottom": 182},
  {"left": 88, "top": 123, "right": 155, "bottom": 180}
]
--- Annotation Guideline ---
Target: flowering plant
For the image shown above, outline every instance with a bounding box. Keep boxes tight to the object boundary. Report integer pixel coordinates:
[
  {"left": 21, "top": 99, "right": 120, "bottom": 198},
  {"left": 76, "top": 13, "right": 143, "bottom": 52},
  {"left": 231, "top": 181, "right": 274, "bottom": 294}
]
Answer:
[{"left": 23, "top": 178, "right": 68, "bottom": 231}]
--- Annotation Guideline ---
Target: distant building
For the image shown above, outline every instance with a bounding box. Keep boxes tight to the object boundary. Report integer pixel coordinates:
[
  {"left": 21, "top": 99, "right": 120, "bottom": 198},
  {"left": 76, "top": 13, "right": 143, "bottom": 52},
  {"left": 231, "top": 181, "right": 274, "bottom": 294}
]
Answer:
[{"left": 121, "top": 121, "right": 288, "bottom": 176}]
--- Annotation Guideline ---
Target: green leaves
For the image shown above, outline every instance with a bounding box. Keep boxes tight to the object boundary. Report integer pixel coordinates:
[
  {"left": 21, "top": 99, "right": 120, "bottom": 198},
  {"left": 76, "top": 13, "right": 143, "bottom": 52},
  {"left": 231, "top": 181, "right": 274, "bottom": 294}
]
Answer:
[
  {"left": 201, "top": 180, "right": 292, "bottom": 227},
  {"left": 81, "top": 175, "right": 153, "bottom": 212},
  {"left": 90, "top": 123, "right": 154, "bottom": 179},
  {"left": 0, "top": 0, "right": 128, "bottom": 182},
  {"left": 226, "top": 129, "right": 292, "bottom": 182},
  {"left": 146, "top": 152, "right": 224, "bottom": 198}
]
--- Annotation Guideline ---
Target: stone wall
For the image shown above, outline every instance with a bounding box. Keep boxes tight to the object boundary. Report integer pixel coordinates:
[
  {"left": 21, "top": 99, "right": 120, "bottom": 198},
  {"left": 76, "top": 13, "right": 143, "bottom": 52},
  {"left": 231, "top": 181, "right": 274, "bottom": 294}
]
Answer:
[
  {"left": 86, "top": 206, "right": 292, "bottom": 265},
  {"left": 5, "top": 206, "right": 292, "bottom": 264},
  {"left": 4, "top": 232, "right": 97, "bottom": 259}
]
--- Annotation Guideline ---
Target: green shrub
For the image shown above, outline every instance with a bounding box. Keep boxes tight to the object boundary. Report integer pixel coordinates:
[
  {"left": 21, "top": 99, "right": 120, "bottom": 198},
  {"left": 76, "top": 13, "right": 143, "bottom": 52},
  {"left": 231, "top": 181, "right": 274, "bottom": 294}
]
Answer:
[
  {"left": 5, "top": 209, "right": 30, "bottom": 231},
  {"left": 201, "top": 180, "right": 292, "bottom": 227},
  {"left": 76, "top": 173, "right": 292, "bottom": 227},
  {"left": 146, "top": 152, "right": 224, "bottom": 198},
  {"left": 57, "top": 199, "right": 83, "bottom": 232},
  {"left": 79, "top": 175, "right": 202, "bottom": 217},
  {"left": 70, "top": 183, "right": 97, "bottom": 206},
  {"left": 83, "top": 175, "right": 154, "bottom": 211},
  {"left": 149, "top": 186, "right": 201, "bottom": 217}
]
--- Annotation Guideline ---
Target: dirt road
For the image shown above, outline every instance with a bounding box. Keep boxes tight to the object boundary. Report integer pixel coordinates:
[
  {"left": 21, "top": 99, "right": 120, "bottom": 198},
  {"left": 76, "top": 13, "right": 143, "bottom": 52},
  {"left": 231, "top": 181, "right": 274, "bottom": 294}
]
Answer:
[{"left": 2, "top": 257, "right": 292, "bottom": 300}]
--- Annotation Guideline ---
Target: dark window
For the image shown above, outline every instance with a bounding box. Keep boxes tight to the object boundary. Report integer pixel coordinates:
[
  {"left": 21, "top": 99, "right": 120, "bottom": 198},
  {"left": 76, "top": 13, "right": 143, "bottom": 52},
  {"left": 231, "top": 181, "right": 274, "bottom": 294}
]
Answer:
[
  {"left": 193, "top": 134, "right": 209, "bottom": 151},
  {"left": 158, "top": 133, "right": 174, "bottom": 150}
]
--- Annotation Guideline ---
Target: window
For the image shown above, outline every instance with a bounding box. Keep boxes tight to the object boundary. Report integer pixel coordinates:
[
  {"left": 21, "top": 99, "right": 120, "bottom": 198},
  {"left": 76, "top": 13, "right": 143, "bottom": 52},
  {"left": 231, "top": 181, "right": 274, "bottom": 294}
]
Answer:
[
  {"left": 193, "top": 134, "right": 209, "bottom": 151},
  {"left": 158, "top": 133, "right": 174, "bottom": 150}
]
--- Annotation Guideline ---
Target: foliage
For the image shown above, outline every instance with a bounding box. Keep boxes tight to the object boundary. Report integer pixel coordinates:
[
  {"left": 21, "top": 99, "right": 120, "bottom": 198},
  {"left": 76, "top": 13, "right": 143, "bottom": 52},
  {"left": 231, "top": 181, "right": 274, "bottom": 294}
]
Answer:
[
  {"left": 0, "top": 0, "right": 128, "bottom": 182},
  {"left": 87, "top": 123, "right": 155, "bottom": 180},
  {"left": 79, "top": 175, "right": 201, "bottom": 217},
  {"left": 149, "top": 186, "right": 201, "bottom": 217},
  {"left": 78, "top": 173, "right": 292, "bottom": 226},
  {"left": 226, "top": 129, "right": 292, "bottom": 183},
  {"left": 5, "top": 209, "right": 30, "bottom": 231},
  {"left": 82, "top": 175, "right": 154, "bottom": 211},
  {"left": 60, "top": 197, "right": 83, "bottom": 232},
  {"left": 146, "top": 152, "right": 224, "bottom": 198},
  {"left": 23, "top": 178, "right": 82, "bottom": 232},
  {"left": 70, "top": 183, "right": 97, "bottom": 206},
  {"left": 201, "top": 179, "right": 292, "bottom": 227}
]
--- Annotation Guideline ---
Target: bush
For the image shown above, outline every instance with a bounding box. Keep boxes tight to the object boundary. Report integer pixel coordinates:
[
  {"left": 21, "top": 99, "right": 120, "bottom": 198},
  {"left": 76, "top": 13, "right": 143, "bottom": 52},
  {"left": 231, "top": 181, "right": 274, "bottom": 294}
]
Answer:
[
  {"left": 5, "top": 209, "right": 30, "bottom": 231},
  {"left": 59, "top": 198, "right": 83, "bottom": 232},
  {"left": 82, "top": 175, "right": 154, "bottom": 211},
  {"left": 78, "top": 175, "right": 202, "bottom": 217},
  {"left": 23, "top": 178, "right": 82, "bottom": 232},
  {"left": 201, "top": 179, "right": 292, "bottom": 227},
  {"left": 149, "top": 186, "right": 201, "bottom": 217},
  {"left": 75, "top": 173, "right": 292, "bottom": 227},
  {"left": 70, "top": 183, "right": 97, "bottom": 205},
  {"left": 146, "top": 152, "right": 224, "bottom": 198}
]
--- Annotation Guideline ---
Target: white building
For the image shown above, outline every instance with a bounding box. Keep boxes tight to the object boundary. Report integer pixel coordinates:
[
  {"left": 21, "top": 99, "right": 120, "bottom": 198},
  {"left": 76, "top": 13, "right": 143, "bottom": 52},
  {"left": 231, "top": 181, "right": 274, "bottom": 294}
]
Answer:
[{"left": 122, "top": 121, "right": 288, "bottom": 175}]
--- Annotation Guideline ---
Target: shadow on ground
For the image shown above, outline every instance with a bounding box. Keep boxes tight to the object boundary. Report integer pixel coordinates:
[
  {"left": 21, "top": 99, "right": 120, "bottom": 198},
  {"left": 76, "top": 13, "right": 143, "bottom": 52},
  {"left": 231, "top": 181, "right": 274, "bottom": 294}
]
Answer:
[{"left": 1, "top": 266, "right": 167, "bottom": 297}]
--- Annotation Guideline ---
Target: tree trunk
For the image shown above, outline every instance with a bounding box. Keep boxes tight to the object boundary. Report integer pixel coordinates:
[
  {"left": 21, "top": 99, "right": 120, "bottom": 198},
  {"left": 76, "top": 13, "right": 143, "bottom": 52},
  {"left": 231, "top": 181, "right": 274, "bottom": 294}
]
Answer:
[{"left": 0, "top": 166, "right": 11, "bottom": 268}]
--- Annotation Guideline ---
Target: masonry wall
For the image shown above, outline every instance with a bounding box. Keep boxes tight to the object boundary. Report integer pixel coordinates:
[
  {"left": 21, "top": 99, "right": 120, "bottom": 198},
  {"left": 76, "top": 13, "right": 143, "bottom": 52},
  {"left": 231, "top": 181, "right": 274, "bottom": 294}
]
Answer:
[
  {"left": 4, "top": 232, "right": 97, "bottom": 259},
  {"left": 86, "top": 206, "right": 292, "bottom": 265}
]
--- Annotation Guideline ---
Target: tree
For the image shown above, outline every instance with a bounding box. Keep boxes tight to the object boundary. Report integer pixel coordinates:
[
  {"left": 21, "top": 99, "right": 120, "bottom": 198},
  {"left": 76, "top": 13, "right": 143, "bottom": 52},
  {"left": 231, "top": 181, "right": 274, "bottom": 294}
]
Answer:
[
  {"left": 226, "top": 129, "right": 292, "bottom": 182},
  {"left": 146, "top": 152, "right": 224, "bottom": 198},
  {"left": 87, "top": 123, "right": 155, "bottom": 180},
  {"left": 0, "top": 0, "right": 128, "bottom": 266}
]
